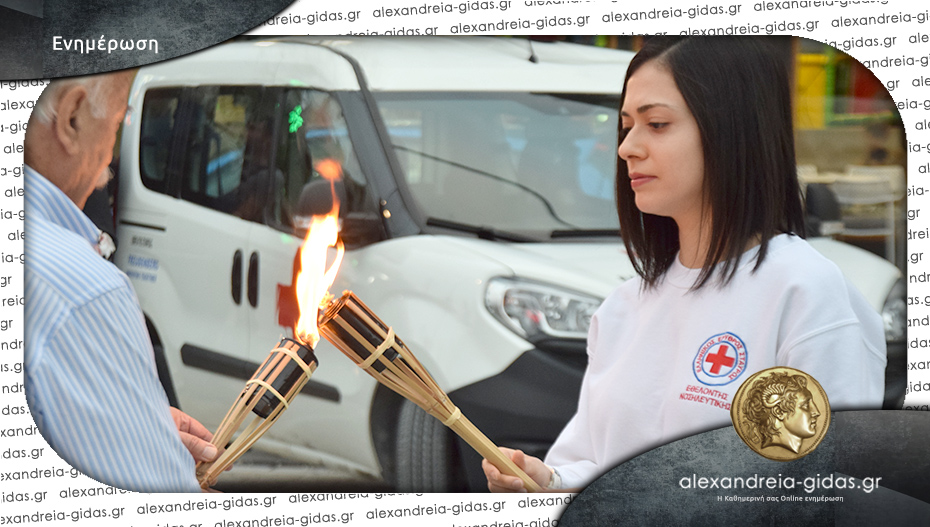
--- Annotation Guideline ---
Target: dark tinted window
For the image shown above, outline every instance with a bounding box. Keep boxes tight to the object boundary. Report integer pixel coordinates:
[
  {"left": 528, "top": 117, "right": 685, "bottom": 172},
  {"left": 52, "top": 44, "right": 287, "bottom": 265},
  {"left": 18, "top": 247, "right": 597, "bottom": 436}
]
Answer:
[
  {"left": 272, "top": 89, "right": 372, "bottom": 232},
  {"left": 180, "top": 86, "right": 276, "bottom": 223},
  {"left": 138, "top": 88, "right": 181, "bottom": 194}
]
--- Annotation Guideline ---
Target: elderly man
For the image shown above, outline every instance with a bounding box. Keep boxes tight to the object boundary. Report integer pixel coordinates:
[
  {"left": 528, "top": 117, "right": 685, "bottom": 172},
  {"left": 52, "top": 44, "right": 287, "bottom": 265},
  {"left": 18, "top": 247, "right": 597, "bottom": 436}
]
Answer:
[{"left": 24, "top": 71, "right": 215, "bottom": 492}]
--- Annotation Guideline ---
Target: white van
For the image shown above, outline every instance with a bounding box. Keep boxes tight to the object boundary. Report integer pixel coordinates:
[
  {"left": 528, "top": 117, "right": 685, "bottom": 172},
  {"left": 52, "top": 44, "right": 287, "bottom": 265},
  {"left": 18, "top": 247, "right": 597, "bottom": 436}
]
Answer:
[{"left": 115, "top": 37, "right": 905, "bottom": 491}]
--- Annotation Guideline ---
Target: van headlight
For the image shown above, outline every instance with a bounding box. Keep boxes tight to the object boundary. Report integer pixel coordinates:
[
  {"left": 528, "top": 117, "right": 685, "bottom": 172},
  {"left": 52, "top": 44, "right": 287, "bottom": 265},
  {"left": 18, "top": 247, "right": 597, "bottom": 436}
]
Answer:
[
  {"left": 486, "top": 277, "right": 602, "bottom": 342},
  {"left": 882, "top": 278, "right": 906, "bottom": 344}
]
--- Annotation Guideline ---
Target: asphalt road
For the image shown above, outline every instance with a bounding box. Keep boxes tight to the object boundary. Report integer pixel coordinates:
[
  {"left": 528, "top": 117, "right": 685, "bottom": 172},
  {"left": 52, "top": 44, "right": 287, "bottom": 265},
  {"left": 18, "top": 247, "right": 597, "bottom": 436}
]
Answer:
[{"left": 211, "top": 451, "right": 392, "bottom": 493}]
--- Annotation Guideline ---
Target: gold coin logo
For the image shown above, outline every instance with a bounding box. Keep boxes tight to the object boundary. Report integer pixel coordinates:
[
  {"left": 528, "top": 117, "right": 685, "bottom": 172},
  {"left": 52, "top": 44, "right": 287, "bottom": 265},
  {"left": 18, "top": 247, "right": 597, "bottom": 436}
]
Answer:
[{"left": 730, "top": 367, "right": 830, "bottom": 461}]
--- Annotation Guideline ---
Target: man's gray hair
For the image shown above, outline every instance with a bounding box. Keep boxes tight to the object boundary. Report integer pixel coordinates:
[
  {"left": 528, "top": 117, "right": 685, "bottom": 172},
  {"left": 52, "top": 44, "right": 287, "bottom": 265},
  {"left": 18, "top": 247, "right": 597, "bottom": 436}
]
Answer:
[{"left": 33, "top": 75, "right": 119, "bottom": 124}]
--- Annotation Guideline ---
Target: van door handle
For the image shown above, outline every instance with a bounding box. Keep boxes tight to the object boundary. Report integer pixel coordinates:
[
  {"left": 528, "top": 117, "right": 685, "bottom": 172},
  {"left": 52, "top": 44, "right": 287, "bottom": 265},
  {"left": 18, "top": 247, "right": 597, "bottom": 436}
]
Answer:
[
  {"left": 248, "top": 251, "right": 259, "bottom": 308},
  {"left": 231, "top": 250, "right": 243, "bottom": 305}
]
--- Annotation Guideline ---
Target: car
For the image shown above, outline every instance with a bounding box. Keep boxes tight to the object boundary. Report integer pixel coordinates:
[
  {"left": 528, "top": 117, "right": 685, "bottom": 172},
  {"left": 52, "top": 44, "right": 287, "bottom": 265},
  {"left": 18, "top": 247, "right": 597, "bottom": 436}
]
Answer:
[{"left": 114, "top": 36, "right": 905, "bottom": 491}]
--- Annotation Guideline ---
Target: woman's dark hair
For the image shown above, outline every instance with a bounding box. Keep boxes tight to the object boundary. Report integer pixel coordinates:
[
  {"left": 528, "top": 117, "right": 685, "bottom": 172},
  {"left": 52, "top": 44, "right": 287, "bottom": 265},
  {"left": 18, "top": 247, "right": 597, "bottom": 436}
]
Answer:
[{"left": 616, "top": 36, "right": 805, "bottom": 289}]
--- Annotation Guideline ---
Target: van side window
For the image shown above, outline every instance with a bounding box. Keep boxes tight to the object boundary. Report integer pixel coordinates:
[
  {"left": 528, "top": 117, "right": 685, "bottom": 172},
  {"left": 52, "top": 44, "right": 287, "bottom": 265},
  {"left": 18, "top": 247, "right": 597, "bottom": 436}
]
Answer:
[
  {"left": 181, "top": 86, "right": 277, "bottom": 223},
  {"left": 138, "top": 88, "right": 181, "bottom": 194},
  {"left": 272, "top": 89, "right": 371, "bottom": 231}
]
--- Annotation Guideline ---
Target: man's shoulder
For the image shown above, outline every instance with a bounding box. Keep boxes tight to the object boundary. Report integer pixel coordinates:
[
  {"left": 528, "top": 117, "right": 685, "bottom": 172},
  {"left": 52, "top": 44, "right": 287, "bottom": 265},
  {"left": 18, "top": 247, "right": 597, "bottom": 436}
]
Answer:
[{"left": 26, "top": 216, "right": 129, "bottom": 305}]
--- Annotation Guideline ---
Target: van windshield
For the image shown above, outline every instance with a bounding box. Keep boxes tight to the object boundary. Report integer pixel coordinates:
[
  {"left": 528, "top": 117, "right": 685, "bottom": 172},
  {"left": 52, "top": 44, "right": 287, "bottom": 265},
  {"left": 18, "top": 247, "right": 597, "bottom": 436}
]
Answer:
[{"left": 372, "top": 92, "right": 621, "bottom": 238}]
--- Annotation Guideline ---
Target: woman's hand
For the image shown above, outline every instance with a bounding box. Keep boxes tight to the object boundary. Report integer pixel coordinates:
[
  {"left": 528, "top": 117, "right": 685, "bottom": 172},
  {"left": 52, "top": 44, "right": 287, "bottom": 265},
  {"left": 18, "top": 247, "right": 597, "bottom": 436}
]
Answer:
[{"left": 482, "top": 447, "right": 552, "bottom": 492}]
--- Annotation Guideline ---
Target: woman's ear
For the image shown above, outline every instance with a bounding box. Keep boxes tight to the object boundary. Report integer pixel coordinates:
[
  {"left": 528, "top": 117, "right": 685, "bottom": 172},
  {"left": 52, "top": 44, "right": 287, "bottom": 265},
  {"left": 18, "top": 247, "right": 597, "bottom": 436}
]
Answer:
[{"left": 52, "top": 84, "right": 89, "bottom": 156}]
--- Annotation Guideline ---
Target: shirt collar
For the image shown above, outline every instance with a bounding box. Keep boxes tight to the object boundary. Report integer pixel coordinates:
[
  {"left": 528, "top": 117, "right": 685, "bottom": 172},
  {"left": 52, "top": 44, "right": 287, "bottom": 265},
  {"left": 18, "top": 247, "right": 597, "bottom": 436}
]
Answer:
[{"left": 25, "top": 165, "right": 102, "bottom": 251}]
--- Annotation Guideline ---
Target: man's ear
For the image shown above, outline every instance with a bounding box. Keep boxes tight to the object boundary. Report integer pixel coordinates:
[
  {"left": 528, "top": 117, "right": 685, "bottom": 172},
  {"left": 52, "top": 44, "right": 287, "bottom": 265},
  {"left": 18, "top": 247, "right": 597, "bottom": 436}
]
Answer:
[
  {"left": 771, "top": 407, "right": 786, "bottom": 421},
  {"left": 52, "top": 84, "right": 89, "bottom": 156}
]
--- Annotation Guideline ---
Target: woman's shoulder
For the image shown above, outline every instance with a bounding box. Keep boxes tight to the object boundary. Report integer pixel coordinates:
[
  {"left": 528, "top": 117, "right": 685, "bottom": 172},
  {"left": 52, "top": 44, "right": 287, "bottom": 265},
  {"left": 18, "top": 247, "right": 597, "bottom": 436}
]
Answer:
[
  {"left": 755, "top": 235, "right": 878, "bottom": 325},
  {"left": 603, "top": 273, "right": 645, "bottom": 301},
  {"left": 589, "top": 275, "right": 643, "bottom": 325},
  {"left": 754, "top": 234, "right": 847, "bottom": 287}
]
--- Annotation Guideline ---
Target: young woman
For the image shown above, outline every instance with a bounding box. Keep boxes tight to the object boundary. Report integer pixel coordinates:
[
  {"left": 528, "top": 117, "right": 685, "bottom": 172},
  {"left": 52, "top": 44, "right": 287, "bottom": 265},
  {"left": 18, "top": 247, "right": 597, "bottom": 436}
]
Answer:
[{"left": 483, "top": 36, "right": 886, "bottom": 492}]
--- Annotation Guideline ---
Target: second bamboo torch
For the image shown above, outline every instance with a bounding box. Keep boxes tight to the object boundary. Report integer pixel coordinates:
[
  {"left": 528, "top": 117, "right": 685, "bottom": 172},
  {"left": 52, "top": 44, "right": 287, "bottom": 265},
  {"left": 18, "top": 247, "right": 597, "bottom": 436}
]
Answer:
[{"left": 318, "top": 291, "right": 543, "bottom": 492}]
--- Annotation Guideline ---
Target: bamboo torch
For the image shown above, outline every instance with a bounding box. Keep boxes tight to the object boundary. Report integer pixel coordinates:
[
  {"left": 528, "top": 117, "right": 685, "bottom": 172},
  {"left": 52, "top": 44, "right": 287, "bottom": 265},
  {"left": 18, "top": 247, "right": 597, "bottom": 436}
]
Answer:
[
  {"left": 196, "top": 162, "right": 345, "bottom": 489},
  {"left": 195, "top": 338, "right": 318, "bottom": 489},
  {"left": 318, "top": 291, "right": 543, "bottom": 492}
]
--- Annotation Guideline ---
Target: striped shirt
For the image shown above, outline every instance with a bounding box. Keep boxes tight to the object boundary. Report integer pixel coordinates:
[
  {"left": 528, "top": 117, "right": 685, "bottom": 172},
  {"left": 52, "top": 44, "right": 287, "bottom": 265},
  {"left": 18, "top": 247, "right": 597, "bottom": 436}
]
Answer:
[{"left": 25, "top": 166, "right": 201, "bottom": 492}]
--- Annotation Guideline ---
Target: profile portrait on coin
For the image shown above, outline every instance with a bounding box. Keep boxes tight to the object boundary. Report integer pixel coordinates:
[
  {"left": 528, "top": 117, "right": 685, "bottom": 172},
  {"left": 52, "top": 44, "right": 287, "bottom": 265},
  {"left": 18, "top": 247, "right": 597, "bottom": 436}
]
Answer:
[{"left": 742, "top": 371, "right": 822, "bottom": 454}]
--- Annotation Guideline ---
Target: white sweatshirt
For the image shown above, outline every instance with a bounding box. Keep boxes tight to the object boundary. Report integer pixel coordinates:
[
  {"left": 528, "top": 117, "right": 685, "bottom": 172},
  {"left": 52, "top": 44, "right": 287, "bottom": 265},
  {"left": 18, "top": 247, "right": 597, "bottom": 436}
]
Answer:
[{"left": 545, "top": 234, "right": 886, "bottom": 489}]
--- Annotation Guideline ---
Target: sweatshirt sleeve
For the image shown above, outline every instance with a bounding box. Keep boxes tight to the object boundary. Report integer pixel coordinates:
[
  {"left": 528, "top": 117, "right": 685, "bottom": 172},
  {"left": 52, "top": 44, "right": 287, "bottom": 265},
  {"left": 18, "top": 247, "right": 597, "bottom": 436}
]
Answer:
[
  {"left": 778, "top": 276, "right": 886, "bottom": 410},
  {"left": 543, "top": 312, "right": 603, "bottom": 489}
]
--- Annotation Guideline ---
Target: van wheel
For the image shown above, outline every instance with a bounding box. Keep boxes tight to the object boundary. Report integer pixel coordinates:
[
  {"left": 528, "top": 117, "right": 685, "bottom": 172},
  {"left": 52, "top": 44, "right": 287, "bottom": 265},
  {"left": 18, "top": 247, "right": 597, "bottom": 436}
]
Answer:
[{"left": 394, "top": 399, "right": 463, "bottom": 492}]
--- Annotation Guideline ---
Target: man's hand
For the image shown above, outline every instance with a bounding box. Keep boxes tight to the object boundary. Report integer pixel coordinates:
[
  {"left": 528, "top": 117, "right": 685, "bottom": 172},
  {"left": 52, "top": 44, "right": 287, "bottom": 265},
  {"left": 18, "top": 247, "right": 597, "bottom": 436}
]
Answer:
[
  {"left": 170, "top": 407, "right": 218, "bottom": 463},
  {"left": 483, "top": 447, "right": 552, "bottom": 492}
]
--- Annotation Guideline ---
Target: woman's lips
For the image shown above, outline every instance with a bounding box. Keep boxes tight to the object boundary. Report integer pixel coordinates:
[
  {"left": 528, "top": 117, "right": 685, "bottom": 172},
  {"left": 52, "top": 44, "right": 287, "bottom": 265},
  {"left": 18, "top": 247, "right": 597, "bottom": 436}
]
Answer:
[{"left": 629, "top": 173, "right": 656, "bottom": 189}]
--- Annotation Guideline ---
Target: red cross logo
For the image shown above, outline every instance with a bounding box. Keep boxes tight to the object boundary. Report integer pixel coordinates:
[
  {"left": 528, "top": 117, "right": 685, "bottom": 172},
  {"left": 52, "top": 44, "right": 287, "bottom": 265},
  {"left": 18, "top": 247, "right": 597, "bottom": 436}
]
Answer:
[
  {"left": 276, "top": 249, "right": 302, "bottom": 331},
  {"left": 693, "top": 333, "right": 747, "bottom": 386},
  {"left": 277, "top": 282, "right": 298, "bottom": 330},
  {"left": 704, "top": 345, "right": 735, "bottom": 374}
]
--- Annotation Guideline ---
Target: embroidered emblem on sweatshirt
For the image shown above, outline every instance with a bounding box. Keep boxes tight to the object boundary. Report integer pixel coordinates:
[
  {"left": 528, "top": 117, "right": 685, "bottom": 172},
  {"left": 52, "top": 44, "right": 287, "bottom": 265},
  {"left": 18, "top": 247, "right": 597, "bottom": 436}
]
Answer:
[{"left": 693, "top": 332, "right": 748, "bottom": 386}]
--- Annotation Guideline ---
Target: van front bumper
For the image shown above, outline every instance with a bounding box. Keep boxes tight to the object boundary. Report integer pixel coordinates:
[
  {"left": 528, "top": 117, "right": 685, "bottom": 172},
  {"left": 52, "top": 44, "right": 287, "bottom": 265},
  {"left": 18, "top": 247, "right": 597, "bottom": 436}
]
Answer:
[{"left": 448, "top": 345, "right": 586, "bottom": 491}]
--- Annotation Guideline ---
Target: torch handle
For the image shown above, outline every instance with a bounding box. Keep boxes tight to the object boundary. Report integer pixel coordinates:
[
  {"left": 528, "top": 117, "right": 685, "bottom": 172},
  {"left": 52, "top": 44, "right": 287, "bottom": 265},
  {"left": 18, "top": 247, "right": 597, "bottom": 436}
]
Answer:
[{"left": 445, "top": 413, "right": 544, "bottom": 492}]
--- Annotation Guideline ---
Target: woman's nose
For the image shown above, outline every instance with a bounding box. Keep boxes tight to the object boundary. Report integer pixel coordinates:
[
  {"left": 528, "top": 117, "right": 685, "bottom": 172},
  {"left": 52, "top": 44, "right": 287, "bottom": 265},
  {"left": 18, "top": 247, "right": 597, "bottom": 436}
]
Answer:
[{"left": 618, "top": 129, "right": 643, "bottom": 161}]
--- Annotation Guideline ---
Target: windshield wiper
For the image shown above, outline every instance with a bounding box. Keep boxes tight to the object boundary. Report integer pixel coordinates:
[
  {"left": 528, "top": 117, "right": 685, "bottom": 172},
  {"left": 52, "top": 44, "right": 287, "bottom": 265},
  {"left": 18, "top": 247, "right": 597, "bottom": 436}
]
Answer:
[
  {"left": 426, "top": 217, "right": 538, "bottom": 242},
  {"left": 550, "top": 229, "right": 621, "bottom": 239},
  {"left": 392, "top": 144, "right": 578, "bottom": 229}
]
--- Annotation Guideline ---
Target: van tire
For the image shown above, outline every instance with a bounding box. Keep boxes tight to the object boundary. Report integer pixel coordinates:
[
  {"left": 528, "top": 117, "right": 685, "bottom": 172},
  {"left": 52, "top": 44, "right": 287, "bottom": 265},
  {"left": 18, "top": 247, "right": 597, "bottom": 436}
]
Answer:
[{"left": 394, "top": 399, "right": 460, "bottom": 492}]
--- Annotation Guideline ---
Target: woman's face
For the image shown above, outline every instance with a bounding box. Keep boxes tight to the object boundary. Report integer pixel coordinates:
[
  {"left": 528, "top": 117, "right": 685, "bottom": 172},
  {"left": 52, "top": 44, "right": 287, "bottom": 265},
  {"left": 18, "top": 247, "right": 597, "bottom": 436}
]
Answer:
[{"left": 618, "top": 61, "right": 706, "bottom": 226}]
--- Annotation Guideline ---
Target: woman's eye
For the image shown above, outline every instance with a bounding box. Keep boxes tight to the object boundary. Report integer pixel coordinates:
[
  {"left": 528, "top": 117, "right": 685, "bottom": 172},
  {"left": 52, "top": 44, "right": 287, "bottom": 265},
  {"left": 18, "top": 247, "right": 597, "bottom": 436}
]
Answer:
[{"left": 649, "top": 122, "right": 669, "bottom": 130}]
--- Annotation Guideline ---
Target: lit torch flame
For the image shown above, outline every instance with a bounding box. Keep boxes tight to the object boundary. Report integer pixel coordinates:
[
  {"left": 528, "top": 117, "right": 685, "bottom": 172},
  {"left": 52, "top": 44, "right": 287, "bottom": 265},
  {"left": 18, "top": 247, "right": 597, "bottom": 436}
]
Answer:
[{"left": 294, "top": 159, "right": 345, "bottom": 348}]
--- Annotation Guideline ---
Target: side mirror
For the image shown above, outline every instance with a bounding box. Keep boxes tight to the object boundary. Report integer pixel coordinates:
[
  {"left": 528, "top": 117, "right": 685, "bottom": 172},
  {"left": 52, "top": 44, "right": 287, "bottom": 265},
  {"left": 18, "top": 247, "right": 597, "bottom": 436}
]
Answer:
[
  {"left": 294, "top": 179, "right": 385, "bottom": 248},
  {"left": 341, "top": 212, "right": 386, "bottom": 249},
  {"left": 296, "top": 179, "right": 346, "bottom": 218}
]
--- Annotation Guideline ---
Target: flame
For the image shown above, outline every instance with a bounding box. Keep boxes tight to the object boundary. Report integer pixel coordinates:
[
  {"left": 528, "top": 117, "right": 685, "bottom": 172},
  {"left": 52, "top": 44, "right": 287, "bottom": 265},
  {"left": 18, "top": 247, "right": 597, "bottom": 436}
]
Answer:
[
  {"left": 315, "top": 158, "right": 342, "bottom": 182},
  {"left": 294, "top": 160, "right": 345, "bottom": 348}
]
